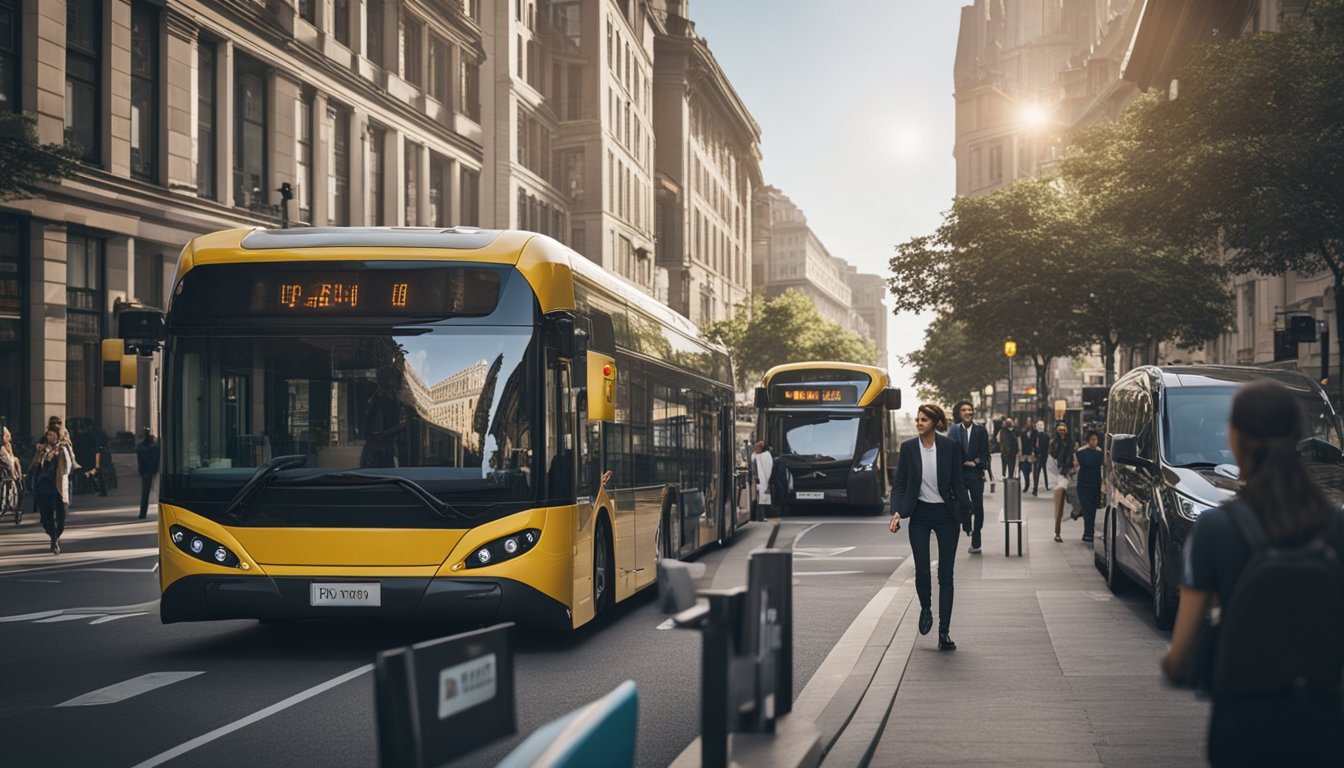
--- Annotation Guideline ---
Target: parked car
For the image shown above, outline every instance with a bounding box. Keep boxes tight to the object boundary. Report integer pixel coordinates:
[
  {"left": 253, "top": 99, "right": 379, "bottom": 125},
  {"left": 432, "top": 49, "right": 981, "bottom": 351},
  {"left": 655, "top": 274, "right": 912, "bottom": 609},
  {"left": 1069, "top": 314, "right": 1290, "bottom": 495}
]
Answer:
[{"left": 1095, "top": 365, "right": 1344, "bottom": 630}]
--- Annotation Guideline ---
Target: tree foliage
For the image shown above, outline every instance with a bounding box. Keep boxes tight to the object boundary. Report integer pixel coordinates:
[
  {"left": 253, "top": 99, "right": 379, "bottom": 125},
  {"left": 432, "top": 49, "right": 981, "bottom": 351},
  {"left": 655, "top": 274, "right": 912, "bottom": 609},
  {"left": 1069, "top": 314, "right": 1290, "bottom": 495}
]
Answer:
[
  {"left": 903, "top": 311, "right": 1001, "bottom": 405},
  {"left": 1064, "top": 2, "right": 1344, "bottom": 384},
  {"left": 0, "top": 112, "right": 79, "bottom": 201},
  {"left": 706, "top": 289, "right": 877, "bottom": 391}
]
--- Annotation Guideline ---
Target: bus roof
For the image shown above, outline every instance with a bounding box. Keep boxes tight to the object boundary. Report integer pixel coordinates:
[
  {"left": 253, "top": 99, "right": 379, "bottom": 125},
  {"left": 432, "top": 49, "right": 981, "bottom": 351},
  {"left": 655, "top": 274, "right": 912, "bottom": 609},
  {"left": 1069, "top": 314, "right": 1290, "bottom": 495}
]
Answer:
[
  {"left": 761, "top": 361, "right": 890, "bottom": 408},
  {"left": 174, "top": 227, "right": 710, "bottom": 344}
]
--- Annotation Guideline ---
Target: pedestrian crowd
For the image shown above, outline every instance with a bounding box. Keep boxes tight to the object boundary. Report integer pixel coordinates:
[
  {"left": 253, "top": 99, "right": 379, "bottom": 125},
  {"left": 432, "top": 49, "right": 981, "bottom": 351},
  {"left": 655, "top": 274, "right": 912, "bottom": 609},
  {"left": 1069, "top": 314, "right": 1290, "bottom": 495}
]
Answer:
[{"left": 0, "top": 415, "right": 159, "bottom": 555}]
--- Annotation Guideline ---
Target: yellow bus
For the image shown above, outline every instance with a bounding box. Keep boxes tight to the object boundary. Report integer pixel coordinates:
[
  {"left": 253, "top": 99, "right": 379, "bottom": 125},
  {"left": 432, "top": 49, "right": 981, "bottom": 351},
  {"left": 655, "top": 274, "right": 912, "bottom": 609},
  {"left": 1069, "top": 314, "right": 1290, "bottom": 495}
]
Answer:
[
  {"left": 754, "top": 362, "right": 901, "bottom": 515},
  {"left": 153, "top": 227, "right": 740, "bottom": 629}
]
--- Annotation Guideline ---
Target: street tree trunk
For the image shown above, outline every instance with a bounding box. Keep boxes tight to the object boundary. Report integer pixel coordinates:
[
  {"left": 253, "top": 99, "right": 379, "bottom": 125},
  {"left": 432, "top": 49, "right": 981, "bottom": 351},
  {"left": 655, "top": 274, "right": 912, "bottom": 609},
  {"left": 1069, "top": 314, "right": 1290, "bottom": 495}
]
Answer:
[{"left": 1103, "top": 337, "right": 1119, "bottom": 389}]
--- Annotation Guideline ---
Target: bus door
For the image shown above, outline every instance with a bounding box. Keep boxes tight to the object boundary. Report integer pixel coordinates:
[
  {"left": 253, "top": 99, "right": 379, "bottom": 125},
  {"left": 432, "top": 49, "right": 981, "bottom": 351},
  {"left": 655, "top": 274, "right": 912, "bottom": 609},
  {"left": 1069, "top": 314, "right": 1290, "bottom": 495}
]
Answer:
[{"left": 718, "top": 403, "right": 736, "bottom": 540}]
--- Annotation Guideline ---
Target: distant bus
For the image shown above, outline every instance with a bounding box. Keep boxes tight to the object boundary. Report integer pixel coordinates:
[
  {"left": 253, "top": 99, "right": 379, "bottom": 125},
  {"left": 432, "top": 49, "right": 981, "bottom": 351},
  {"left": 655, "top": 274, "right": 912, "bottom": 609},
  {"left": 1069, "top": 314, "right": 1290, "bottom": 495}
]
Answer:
[
  {"left": 153, "top": 227, "right": 738, "bottom": 630},
  {"left": 754, "top": 363, "right": 901, "bottom": 514}
]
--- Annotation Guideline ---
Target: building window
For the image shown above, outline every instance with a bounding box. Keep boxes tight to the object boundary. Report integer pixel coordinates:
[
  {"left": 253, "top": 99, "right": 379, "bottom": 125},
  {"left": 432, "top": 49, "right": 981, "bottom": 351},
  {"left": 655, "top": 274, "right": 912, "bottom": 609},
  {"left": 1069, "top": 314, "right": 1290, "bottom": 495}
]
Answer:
[
  {"left": 66, "top": 232, "right": 104, "bottom": 438},
  {"left": 330, "top": 102, "right": 350, "bottom": 225},
  {"left": 405, "top": 141, "right": 419, "bottom": 226},
  {"left": 130, "top": 1, "right": 159, "bottom": 182},
  {"left": 368, "top": 124, "right": 386, "bottom": 226},
  {"left": 460, "top": 167, "right": 480, "bottom": 226},
  {"left": 460, "top": 58, "right": 480, "bottom": 120},
  {"left": 0, "top": 0, "right": 19, "bottom": 111},
  {"left": 334, "top": 0, "right": 350, "bottom": 45},
  {"left": 0, "top": 216, "right": 25, "bottom": 437},
  {"left": 233, "top": 58, "right": 268, "bottom": 211},
  {"left": 429, "top": 153, "right": 449, "bottom": 226},
  {"left": 65, "top": 0, "right": 102, "bottom": 164},
  {"left": 197, "top": 40, "right": 216, "bottom": 199},
  {"left": 988, "top": 144, "right": 1003, "bottom": 182},
  {"left": 403, "top": 16, "right": 423, "bottom": 87},
  {"left": 367, "top": 0, "right": 384, "bottom": 67},
  {"left": 134, "top": 250, "right": 164, "bottom": 309},
  {"left": 429, "top": 35, "right": 451, "bottom": 105},
  {"left": 298, "top": 0, "right": 315, "bottom": 23},
  {"left": 296, "top": 90, "right": 314, "bottom": 222}
]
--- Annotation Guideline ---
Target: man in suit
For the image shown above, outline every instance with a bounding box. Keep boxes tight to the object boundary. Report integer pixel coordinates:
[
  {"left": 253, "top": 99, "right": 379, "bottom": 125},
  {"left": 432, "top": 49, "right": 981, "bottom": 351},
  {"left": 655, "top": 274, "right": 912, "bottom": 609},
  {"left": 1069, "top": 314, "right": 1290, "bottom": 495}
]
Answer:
[
  {"left": 948, "top": 400, "right": 991, "bottom": 553},
  {"left": 889, "top": 403, "right": 970, "bottom": 650}
]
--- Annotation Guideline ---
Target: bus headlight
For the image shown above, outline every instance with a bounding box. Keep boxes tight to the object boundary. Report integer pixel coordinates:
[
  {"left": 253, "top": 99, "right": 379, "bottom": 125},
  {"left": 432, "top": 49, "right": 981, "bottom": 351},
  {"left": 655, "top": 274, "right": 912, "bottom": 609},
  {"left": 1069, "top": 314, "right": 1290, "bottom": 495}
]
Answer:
[
  {"left": 465, "top": 529, "right": 542, "bottom": 569},
  {"left": 169, "top": 525, "right": 242, "bottom": 569}
]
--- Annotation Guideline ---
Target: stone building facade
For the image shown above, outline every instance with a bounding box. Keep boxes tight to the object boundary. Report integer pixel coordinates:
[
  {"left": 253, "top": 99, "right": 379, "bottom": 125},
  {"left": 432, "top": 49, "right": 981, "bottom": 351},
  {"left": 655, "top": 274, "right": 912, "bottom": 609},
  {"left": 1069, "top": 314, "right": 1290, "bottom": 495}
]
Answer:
[{"left": 0, "top": 0, "right": 488, "bottom": 450}]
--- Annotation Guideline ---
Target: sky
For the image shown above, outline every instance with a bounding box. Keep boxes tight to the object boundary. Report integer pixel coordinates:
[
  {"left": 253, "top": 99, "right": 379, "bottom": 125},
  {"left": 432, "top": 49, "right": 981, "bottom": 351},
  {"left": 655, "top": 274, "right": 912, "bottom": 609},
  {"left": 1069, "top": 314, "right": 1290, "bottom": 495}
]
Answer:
[{"left": 690, "top": 1, "right": 964, "bottom": 410}]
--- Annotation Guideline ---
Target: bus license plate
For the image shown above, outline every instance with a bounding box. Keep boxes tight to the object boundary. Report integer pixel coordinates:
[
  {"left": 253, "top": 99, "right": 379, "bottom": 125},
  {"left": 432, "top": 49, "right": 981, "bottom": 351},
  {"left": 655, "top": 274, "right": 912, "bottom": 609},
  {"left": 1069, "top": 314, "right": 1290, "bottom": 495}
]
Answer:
[
  {"left": 796, "top": 491, "right": 824, "bottom": 500},
  {"left": 310, "top": 583, "right": 381, "bottom": 607}
]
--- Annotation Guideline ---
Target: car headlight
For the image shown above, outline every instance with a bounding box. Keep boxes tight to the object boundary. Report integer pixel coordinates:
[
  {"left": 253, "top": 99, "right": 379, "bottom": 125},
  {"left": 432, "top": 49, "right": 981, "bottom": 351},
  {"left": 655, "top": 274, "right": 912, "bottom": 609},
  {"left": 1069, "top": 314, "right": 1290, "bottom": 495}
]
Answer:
[
  {"left": 1175, "top": 495, "right": 1214, "bottom": 522},
  {"left": 465, "top": 529, "right": 541, "bottom": 569},
  {"left": 169, "top": 524, "right": 243, "bottom": 569}
]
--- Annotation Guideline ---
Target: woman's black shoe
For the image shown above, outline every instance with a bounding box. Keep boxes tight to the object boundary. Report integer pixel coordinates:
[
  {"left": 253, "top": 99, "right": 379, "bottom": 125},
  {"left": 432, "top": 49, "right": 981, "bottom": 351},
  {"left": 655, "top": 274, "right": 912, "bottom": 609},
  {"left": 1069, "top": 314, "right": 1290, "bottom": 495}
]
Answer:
[
  {"left": 938, "top": 632, "right": 956, "bottom": 651},
  {"left": 918, "top": 606, "right": 933, "bottom": 635}
]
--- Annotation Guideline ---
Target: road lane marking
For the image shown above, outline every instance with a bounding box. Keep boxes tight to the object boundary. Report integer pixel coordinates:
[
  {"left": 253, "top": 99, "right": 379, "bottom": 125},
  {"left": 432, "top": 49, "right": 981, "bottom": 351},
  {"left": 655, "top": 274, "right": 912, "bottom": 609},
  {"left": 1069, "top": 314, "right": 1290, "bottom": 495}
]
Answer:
[
  {"left": 0, "top": 549, "right": 158, "bottom": 576},
  {"left": 130, "top": 664, "right": 375, "bottom": 768},
  {"left": 57, "top": 671, "right": 204, "bottom": 707},
  {"left": 792, "top": 522, "right": 823, "bottom": 548},
  {"left": 90, "top": 613, "right": 149, "bottom": 624},
  {"left": 35, "top": 614, "right": 103, "bottom": 623},
  {"left": 794, "top": 546, "right": 857, "bottom": 558},
  {"left": 795, "top": 570, "right": 864, "bottom": 576},
  {"left": 0, "top": 599, "right": 159, "bottom": 623},
  {"left": 18, "top": 579, "right": 61, "bottom": 583},
  {"left": 655, "top": 618, "right": 677, "bottom": 630},
  {"left": 791, "top": 556, "right": 901, "bottom": 562}
]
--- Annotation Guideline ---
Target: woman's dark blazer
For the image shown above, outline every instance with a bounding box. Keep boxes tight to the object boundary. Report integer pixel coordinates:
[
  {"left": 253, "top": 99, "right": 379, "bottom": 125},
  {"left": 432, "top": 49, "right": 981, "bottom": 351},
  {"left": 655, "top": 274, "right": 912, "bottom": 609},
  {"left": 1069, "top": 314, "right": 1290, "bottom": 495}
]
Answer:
[{"left": 891, "top": 433, "right": 971, "bottom": 525}]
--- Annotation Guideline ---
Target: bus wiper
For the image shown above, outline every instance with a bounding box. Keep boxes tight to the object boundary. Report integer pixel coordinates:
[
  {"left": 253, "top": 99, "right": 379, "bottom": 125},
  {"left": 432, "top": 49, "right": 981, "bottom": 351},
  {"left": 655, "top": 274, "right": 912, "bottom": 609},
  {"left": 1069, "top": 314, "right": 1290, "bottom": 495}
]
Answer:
[
  {"left": 220, "top": 454, "right": 308, "bottom": 520},
  {"left": 1174, "top": 461, "right": 1218, "bottom": 469},
  {"left": 278, "top": 472, "right": 471, "bottom": 522}
]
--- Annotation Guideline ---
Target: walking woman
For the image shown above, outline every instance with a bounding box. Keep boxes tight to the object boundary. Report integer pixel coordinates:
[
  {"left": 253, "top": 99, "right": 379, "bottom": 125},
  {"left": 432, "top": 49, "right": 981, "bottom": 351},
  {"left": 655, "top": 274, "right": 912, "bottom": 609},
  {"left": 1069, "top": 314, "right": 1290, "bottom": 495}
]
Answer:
[
  {"left": 29, "top": 427, "right": 70, "bottom": 554},
  {"left": 1161, "top": 380, "right": 1344, "bottom": 765},
  {"left": 1074, "top": 430, "right": 1103, "bottom": 544},
  {"left": 889, "top": 404, "right": 970, "bottom": 650}
]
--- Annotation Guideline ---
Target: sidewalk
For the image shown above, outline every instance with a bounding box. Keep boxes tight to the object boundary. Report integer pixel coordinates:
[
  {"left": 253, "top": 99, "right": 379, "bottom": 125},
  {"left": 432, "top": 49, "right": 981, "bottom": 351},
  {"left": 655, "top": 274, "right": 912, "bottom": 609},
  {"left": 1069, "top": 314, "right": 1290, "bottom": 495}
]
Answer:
[
  {"left": 0, "top": 452, "right": 158, "bottom": 565},
  {"left": 821, "top": 488, "right": 1211, "bottom": 767}
]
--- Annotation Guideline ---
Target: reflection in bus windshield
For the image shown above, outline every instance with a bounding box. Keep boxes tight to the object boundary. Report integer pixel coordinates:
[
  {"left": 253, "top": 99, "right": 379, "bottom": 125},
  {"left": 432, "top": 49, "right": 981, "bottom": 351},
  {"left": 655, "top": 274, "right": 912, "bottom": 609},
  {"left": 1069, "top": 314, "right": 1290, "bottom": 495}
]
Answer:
[{"left": 779, "top": 414, "right": 859, "bottom": 462}]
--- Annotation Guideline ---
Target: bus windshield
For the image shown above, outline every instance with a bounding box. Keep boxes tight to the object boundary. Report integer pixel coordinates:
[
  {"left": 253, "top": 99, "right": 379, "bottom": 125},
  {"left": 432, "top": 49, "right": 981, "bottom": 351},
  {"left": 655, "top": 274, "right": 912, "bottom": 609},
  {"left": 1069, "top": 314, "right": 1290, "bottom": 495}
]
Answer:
[
  {"left": 164, "top": 325, "right": 538, "bottom": 502},
  {"left": 776, "top": 413, "right": 861, "bottom": 462}
]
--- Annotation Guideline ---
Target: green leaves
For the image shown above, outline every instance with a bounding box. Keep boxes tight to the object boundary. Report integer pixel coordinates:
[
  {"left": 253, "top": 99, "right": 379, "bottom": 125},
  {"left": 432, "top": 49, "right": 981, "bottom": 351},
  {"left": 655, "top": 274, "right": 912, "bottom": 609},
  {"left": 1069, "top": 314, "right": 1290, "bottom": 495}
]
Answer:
[
  {"left": 0, "top": 112, "right": 79, "bottom": 201},
  {"left": 705, "top": 290, "right": 877, "bottom": 391}
]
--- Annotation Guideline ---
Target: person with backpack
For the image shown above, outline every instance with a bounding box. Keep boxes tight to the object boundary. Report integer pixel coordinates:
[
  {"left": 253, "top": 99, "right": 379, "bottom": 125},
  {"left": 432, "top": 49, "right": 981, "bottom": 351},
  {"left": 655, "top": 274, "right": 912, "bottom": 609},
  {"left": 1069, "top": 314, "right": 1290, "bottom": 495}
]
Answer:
[{"left": 1161, "top": 379, "right": 1344, "bottom": 766}]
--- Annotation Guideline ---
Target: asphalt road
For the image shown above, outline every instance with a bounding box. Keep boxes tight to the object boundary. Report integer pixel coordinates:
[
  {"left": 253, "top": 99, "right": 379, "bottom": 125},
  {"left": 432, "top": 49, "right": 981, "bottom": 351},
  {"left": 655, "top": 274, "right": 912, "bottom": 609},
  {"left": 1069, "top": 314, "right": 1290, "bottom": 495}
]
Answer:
[{"left": 0, "top": 508, "right": 904, "bottom": 768}]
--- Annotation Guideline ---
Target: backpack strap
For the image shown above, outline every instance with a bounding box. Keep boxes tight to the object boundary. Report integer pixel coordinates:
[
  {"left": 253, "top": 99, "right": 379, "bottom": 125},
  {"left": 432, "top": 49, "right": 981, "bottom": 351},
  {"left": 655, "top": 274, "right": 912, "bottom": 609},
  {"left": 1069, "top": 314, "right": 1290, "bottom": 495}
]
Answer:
[{"left": 1222, "top": 497, "right": 1269, "bottom": 556}]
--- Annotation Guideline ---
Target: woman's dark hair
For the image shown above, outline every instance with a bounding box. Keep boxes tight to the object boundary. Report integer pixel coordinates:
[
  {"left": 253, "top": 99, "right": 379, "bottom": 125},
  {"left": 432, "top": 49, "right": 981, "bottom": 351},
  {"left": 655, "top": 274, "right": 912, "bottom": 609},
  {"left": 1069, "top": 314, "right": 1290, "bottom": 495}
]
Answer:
[
  {"left": 917, "top": 403, "right": 948, "bottom": 432},
  {"left": 1085, "top": 429, "right": 1099, "bottom": 442},
  {"left": 952, "top": 400, "right": 973, "bottom": 417},
  {"left": 1231, "top": 379, "right": 1334, "bottom": 545}
]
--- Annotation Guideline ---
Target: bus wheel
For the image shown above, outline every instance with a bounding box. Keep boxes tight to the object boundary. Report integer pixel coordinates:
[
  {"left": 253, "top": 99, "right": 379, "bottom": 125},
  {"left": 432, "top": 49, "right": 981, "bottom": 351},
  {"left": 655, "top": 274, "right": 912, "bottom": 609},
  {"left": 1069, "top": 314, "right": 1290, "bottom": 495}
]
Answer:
[{"left": 593, "top": 516, "right": 615, "bottom": 616}]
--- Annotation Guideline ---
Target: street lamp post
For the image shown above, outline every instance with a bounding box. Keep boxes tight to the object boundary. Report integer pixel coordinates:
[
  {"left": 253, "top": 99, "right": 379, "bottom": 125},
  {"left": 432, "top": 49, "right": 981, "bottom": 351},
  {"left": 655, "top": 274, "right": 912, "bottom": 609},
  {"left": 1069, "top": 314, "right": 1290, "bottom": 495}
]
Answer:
[{"left": 1004, "top": 339, "right": 1017, "bottom": 421}]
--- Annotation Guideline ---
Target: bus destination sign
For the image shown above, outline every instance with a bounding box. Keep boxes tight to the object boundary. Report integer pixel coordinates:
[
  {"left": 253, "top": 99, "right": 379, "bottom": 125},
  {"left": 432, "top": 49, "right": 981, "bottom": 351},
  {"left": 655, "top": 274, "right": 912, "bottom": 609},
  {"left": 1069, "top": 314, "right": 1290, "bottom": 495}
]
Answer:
[{"left": 777, "top": 385, "right": 858, "bottom": 405}]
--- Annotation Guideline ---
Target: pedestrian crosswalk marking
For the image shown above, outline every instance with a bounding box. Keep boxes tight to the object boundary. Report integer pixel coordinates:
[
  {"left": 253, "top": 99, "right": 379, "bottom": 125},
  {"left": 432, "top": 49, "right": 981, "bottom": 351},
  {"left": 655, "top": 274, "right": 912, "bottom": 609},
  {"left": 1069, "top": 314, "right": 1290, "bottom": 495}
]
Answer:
[{"left": 57, "top": 671, "right": 204, "bottom": 707}]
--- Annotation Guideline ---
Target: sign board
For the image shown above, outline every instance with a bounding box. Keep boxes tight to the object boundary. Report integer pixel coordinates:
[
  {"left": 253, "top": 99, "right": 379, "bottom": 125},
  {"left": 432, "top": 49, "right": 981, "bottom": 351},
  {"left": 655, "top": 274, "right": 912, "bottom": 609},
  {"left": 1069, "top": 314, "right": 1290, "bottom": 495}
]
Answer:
[{"left": 375, "top": 623, "right": 516, "bottom": 768}]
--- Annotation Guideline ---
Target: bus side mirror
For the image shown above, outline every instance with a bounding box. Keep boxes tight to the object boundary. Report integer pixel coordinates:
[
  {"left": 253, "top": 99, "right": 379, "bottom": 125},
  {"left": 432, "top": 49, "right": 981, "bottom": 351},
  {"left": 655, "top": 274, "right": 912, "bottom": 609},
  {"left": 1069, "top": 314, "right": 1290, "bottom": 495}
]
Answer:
[
  {"left": 754, "top": 387, "right": 767, "bottom": 409},
  {"left": 587, "top": 352, "right": 616, "bottom": 421},
  {"left": 884, "top": 388, "right": 901, "bottom": 410},
  {"left": 118, "top": 307, "right": 165, "bottom": 356}
]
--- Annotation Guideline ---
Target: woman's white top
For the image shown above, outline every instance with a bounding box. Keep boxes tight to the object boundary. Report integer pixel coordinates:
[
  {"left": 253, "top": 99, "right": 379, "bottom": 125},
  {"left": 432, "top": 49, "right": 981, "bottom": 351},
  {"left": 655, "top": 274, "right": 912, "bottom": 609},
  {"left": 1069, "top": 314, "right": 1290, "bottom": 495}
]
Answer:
[
  {"left": 753, "top": 450, "right": 774, "bottom": 495},
  {"left": 918, "top": 439, "right": 941, "bottom": 504}
]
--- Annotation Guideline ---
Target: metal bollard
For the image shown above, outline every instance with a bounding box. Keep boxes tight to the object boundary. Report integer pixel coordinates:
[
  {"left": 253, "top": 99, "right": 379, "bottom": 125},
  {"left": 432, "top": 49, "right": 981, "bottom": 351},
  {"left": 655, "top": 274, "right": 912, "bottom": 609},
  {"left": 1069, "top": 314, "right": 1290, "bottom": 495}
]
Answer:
[{"left": 1003, "top": 477, "right": 1023, "bottom": 557}]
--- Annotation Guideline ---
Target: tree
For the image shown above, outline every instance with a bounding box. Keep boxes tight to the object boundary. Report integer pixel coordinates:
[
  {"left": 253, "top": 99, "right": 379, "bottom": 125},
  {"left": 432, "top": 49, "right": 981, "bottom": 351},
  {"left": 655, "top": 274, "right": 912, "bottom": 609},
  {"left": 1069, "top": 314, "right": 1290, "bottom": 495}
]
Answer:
[
  {"left": 1066, "top": 4, "right": 1344, "bottom": 389},
  {"left": 890, "top": 179, "right": 1087, "bottom": 414},
  {"left": 706, "top": 290, "right": 877, "bottom": 391},
  {"left": 903, "top": 310, "right": 1001, "bottom": 404},
  {"left": 0, "top": 112, "right": 79, "bottom": 200}
]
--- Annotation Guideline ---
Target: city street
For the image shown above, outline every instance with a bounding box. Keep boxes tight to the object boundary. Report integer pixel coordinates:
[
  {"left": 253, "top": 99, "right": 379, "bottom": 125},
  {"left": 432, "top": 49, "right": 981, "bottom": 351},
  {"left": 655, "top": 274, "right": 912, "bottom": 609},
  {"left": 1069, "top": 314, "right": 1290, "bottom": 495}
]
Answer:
[{"left": 0, "top": 459, "right": 1211, "bottom": 767}]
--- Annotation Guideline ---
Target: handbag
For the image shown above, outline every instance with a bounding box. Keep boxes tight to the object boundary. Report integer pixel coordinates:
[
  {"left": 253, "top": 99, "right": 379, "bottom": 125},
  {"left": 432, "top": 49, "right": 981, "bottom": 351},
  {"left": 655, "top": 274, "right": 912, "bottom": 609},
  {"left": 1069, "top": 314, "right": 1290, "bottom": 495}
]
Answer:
[{"left": 1065, "top": 474, "right": 1081, "bottom": 511}]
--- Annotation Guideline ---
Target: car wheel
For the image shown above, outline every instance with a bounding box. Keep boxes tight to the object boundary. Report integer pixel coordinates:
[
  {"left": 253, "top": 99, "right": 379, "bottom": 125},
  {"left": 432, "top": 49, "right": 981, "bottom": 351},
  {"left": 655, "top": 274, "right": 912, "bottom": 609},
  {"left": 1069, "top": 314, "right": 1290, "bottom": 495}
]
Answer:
[
  {"left": 593, "top": 516, "right": 615, "bottom": 617},
  {"left": 1150, "top": 527, "right": 1177, "bottom": 631}
]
